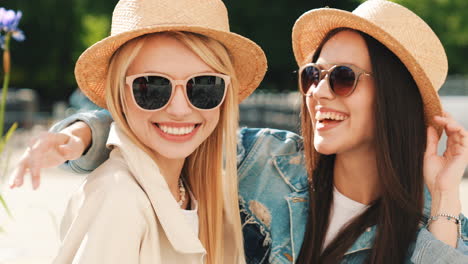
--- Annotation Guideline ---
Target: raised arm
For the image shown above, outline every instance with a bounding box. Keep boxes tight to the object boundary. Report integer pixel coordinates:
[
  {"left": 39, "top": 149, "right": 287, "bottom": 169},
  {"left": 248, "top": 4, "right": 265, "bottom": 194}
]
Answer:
[{"left": 411, "top": 112, "right": 468, "bottom": 263}]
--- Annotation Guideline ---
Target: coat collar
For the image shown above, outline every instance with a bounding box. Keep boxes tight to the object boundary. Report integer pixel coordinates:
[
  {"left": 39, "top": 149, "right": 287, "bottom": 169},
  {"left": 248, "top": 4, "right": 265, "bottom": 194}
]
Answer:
[{"left": 106, "top": 123, "right": 205, "bottom": 254}]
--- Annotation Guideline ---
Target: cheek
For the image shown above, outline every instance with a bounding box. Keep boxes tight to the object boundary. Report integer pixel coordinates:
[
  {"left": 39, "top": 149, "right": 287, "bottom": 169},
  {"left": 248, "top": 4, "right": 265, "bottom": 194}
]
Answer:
[
  {"left": 123, "top": 93, "right": 152, "bottom": 135},
  {"left": 203, "top": 108, "right": 220, "bottom": 130},
  {"left": 347, "top": 85, "right": 375, "bottom": 136},
  {"left": 306, "top": 98, "right": 316, "bottom": 124}
]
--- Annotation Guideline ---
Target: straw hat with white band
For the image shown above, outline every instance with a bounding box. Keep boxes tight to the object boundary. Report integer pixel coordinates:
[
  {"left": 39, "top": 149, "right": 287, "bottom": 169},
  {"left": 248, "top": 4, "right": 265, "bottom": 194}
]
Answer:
[
  {"left": 292, "top": 0, "right": 447, "bottom": 133},
  {"left": 75, "top": 0, "right": 267, "bottom": 109}
]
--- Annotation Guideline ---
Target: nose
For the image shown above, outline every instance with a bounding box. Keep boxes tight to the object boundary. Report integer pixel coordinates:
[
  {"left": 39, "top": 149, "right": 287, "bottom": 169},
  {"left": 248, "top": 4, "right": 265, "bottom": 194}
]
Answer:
[
  {"left": 164, "top": 84, "right": 193, "bottom": 117},
  {"left": 311, "top": 73, "right": 335, "bottom": 101}
]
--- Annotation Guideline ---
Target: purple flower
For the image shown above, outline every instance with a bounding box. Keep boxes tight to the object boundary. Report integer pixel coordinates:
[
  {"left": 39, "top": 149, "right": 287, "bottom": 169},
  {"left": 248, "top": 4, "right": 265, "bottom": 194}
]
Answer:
[{"left": 0, "top": 8, "right": 25, "bottom": 44}]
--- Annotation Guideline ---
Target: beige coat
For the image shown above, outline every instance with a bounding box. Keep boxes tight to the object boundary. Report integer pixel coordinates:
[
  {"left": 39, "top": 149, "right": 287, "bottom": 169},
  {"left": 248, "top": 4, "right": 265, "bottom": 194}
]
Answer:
[{"left": 53, "top": 124, "right": 226, "bottom": 264}]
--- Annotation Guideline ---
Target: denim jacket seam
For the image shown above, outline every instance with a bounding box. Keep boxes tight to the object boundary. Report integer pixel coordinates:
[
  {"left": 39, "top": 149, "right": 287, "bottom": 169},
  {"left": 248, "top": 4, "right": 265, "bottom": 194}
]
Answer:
[
  {"left": 272, "top": 156, "right": 308, "bottom": 192},
  {"left": 238, "top": 129, "right": 269, "bottom": 178},
  {"left": 269, "top": 131, "right": 303, "bottom": 151},
  {"left": 67, "top": 160, "right": 93, "bottom": 174},
  {"left": 344, "top": 247, "right": 372, "bottom": 256},
  {"left": 270, "top": 240, "right": 294, "bottom": 264},
  {"left": 285, "top": 194, "right": 307, "bottom": 261}
]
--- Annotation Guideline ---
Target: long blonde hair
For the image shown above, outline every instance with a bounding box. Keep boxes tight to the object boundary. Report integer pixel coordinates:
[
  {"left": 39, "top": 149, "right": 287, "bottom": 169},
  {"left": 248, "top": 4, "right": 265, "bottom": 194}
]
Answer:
[{"left": 104, "top": 31, "right": 244, "bottom": 264}]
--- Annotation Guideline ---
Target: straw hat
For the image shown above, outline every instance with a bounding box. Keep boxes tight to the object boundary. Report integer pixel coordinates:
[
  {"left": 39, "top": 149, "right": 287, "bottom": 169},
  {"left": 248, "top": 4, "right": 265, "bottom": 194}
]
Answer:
[
  {"left": 75, "top": 0, "right": 267, "bottom": 109},
  {"left": 292, "top": 0, "right": 447, "bottom": 132}
]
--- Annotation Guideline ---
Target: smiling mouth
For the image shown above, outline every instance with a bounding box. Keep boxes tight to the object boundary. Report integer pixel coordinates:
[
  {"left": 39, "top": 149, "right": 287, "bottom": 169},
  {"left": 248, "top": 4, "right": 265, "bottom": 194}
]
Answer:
[
  {"left": 154, "top": 123, "right": 201, "bottom": 136},
  {"left": 315, "top": 111, "right": 349, "bottom": 124}
]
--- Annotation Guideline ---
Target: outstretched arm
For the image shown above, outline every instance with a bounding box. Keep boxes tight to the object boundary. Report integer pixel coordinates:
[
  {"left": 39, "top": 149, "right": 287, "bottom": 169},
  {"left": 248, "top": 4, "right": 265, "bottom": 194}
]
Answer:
[{"left": 9, "top": 109, "right": 113, "bottom": 189}]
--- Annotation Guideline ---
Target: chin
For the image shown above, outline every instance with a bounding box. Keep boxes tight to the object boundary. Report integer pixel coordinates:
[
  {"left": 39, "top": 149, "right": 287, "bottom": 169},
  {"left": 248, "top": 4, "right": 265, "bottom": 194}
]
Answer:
[
  {"left": 155, "top": 149, "right": 195, "bottom": 160},
  {"left": 313, "top": 138, "right": 338, "bottom": 155},
  {"left": 148, "top": 142, "right": 198, "bottom": 160}
]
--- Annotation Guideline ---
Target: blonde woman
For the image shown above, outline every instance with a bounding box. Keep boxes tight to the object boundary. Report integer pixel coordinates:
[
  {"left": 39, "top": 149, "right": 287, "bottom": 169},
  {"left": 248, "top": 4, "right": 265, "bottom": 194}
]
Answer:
[
  {"left": 10, "top": 0, "right": 266, "bottom": 263},
  {"left": 11, "top": 1, "right": 468, "bottom": 264}
]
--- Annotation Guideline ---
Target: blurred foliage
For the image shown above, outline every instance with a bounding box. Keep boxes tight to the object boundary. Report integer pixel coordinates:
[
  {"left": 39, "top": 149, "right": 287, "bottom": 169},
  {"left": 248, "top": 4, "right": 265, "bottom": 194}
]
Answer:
[
  {"left": 4, "top": 0, "right": 115, "bottom": 108},
  {"left": 393, "top": 0, "right": 468, "bottom": 75},
  {"left": 3, "top": 0, "right": 467, "bottom": 108}
]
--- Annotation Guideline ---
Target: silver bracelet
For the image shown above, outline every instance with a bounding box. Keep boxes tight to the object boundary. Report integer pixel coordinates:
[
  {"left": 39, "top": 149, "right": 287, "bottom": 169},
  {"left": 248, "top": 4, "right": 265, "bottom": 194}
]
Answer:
[{"left": 428, "top": 213, "right": 462, "bottom": 239}]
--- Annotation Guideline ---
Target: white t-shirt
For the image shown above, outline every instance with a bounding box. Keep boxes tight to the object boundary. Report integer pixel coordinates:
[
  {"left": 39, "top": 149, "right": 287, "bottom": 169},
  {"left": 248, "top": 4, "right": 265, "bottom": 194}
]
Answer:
[
  {"left": 323, "top": 186, "right": 369, "bottom": 249},
  {"left": 180, "top": 188, "right": 199, "bottom": 237}
]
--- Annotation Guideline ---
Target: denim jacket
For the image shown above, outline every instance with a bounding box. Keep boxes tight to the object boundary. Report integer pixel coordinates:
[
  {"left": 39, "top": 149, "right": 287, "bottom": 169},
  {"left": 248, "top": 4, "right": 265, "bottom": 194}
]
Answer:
[
  {"left": 52, "top": 110, "right": 468, "bottom": 263},
  {"left": 236, "top": 128, "right": 468, "bottom": 264}
]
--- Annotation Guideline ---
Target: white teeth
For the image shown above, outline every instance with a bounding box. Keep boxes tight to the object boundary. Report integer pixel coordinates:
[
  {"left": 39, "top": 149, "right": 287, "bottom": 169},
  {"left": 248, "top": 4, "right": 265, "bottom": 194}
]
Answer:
[
  {"left": 158, "top": 125, "right": 195, "bottom": 135},
  {"left": 315, "top": 112, "right": 348, "bottom": 121}
]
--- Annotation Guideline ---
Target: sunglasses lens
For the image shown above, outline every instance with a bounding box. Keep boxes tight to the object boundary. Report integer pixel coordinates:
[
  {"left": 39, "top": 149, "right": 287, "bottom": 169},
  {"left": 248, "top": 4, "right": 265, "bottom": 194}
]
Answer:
[
  {"left": 330, "top": 66, "right": 356, "bottom": 96},
  {"left": 132, "top": 76, "right": 172, "bottom": 110},
  {"left": 300, "top": 66, "right": 320, "bottom": 94},
  {"left": 186, "top": 75, "right": 226, "bottom": 109}
]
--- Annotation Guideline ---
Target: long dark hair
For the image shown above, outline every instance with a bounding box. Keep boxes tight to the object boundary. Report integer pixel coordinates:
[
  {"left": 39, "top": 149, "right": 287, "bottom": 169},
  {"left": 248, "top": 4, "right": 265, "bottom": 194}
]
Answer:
[{"left": 296, "top": 28, "right": 427, "bottom": 263}]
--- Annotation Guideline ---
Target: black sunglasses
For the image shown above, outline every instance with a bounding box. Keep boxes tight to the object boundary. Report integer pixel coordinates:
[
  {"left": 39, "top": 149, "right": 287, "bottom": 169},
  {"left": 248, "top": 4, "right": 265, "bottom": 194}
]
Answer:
[{"left": 126, "top": 72, "right": 230, "bottom": 111}]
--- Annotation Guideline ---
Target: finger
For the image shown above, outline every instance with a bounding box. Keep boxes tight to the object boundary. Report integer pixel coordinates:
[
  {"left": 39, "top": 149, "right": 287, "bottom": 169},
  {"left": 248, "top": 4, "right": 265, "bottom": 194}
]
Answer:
[
  {"left": 8, "top": 164, "right": 27, "bottom": 189},
  {"left": 30, "top": 166, "right": 41, "bottom": 190},
  {"left": 443, "top": 111, "right": 455, "bottom": 119},
  {"left": 433, "top": 115, "right": 449, "bottom": 126},
  {"left": 434, "top": 116, "right": 464, "bottom": 138},
  {"left": 446, "top": 122, "right": 463, "bottom": 134},
  {"left": 27, "top": 135, "right": 39, "bottom": 146},
  {"left": 425, "top": 126, "right": 439, "bottom": 157}
]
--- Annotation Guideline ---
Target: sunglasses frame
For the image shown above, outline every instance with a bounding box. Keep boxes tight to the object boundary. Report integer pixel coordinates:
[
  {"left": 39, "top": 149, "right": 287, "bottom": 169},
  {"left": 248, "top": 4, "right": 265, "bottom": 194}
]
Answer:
[
  {"left": 125, "top": 72, "right": 230, "bottom": 112},
  {"left": 298, "top": 63, "right": 372, "bottom": 97}
]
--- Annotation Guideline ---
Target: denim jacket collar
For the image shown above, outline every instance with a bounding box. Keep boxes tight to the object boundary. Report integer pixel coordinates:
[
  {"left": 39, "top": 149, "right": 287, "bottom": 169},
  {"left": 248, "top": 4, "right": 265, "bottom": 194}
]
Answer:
[
  {"left": 344, "top": 187, "right": 433, "bottom": 255},
  {"left": 273, "top": 151, "right": 434, "bottom": 257}
]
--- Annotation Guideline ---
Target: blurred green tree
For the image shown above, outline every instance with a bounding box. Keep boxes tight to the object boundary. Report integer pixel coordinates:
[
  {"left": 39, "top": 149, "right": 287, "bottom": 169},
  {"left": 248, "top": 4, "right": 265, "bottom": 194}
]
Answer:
[
  {"left": 3, "top": 0, "right": 466, "bottom": 108},
  {"left": 4, "top": 0, "right": 115, "bottom": 108},
  {"left": 225, "top": 0, "right": 361, "bottom": 92}
]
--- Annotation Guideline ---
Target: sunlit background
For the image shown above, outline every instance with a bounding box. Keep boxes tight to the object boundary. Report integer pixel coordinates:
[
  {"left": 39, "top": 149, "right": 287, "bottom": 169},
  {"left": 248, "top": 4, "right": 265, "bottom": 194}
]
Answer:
[{"left": 0, "top": 0, "right": 467, "bottom": 263}]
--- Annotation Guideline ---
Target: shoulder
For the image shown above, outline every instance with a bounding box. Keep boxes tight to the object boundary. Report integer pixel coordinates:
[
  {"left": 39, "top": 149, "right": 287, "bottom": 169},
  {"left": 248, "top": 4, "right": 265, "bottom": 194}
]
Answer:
[
  {"left": 88, "top": 150, "right": 152, "bottom": 210},
  {"left": 237, "top": 128, "right": 303, "bottom": 166},
  {"left": 237, "top": 127, "right": 308, "bottom": 195},
  {"left": 66, "top": 149, "right": 153, "bottom": 226}
]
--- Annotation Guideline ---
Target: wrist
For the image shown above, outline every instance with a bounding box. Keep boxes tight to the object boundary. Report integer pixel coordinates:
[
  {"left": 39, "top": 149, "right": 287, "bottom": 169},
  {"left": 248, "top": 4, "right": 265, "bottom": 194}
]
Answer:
[
  {"left": 431, "top": 190, "right": 461, "bottom": 216},
  {"left": 62, "top": 121, "right": 92, "bottom": 149}
]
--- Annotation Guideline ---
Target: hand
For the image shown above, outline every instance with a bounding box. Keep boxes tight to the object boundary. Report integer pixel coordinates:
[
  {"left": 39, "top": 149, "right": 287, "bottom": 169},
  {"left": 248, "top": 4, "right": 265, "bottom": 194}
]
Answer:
[
  {"left": 9, "top": 122, "right": 91, "bottom": 190},
  {"left": 424, "top": 112, "right": 468, "bottom": 213}
]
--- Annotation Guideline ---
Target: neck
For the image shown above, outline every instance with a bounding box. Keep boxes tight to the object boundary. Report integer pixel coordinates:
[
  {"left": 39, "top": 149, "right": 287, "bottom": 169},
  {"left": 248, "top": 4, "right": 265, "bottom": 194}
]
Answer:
[{"left": 333, "top": 144, "right": 381, "bottom": 205}]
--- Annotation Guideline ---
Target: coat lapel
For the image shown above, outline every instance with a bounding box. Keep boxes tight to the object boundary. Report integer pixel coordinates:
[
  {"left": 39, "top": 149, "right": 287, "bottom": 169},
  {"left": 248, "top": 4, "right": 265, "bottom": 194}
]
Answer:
[{"left": 107, "top": 123, "right": 205, "bottom": 254}]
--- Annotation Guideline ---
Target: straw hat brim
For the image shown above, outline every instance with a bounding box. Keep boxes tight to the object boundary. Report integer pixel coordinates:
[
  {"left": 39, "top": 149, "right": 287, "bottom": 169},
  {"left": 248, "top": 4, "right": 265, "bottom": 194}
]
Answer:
[
  {"left": 292, "top": 8, "right": 443, "bottom": 134},
  {"left": 75, "top": 25, "right": 267, "bottom": 109}
]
